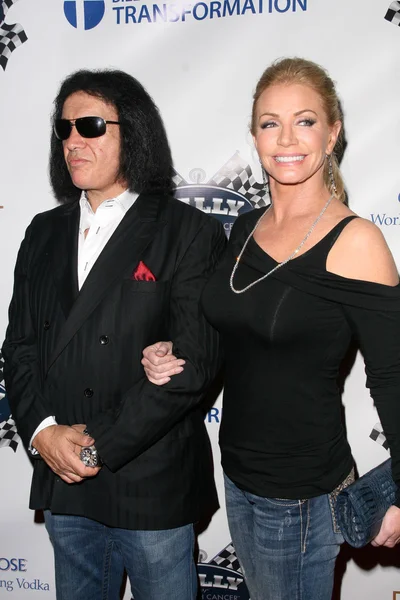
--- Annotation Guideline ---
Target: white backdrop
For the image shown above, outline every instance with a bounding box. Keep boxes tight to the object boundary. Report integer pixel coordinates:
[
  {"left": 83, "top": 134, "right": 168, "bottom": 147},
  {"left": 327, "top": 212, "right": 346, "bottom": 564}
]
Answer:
[{"left": 0, "top": 0, "right": 400, "bottom": 598}]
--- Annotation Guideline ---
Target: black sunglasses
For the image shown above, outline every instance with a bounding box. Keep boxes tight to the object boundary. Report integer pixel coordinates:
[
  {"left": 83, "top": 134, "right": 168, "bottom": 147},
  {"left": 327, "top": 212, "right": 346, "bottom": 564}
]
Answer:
[{"left": 54, "top": 116, "right": 120, "bottom": 141}]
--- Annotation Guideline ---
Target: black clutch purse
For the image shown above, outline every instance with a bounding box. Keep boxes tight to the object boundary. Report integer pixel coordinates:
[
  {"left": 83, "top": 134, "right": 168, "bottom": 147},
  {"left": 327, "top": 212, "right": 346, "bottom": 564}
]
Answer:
[{"left": 334, "top": 458, "right": 397, "bottom": 548}]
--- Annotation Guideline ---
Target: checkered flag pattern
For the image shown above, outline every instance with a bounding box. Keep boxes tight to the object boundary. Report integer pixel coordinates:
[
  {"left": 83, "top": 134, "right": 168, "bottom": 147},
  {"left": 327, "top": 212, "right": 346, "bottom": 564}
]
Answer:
[
  {"left": 0, "top": 420, "right": 20, "bottom": 452},
  {"left": 385, "top": 1, "right": 400, "bottom": 25},
  {"left": 173, "top": 154, "right": 267, "bottom": 209},
  {"left": 0, "top": 353, "right": 21, "bottom": 452},
  {"left": 208, "top": 543, "right": 243, "bottom": 574},
  {"left": 0, "top": 0, "right": 28, "bottom": 71},
  {"left": 207, "top": 152, "right": 268, "bottom": 209},
  {"left": 369, "top": 422, "right": 389, "bottom": 451}
]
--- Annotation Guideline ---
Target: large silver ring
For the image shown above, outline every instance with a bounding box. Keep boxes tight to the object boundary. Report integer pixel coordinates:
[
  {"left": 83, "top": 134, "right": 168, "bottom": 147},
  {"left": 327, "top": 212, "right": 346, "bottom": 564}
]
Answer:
[{"left": 80, "top": 445, "right": 100, "bottom": 468}]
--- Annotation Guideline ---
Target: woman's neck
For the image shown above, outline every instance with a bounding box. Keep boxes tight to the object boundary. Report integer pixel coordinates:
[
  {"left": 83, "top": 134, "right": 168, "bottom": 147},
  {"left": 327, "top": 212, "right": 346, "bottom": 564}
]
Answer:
[{"left": 268, "top": 179, "right": 332, "bottom": 224}]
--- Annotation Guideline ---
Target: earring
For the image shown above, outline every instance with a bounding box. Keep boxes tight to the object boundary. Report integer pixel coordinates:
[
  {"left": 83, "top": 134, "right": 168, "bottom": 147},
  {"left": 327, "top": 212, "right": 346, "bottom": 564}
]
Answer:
[
  {"left": 258, "top": 158, "right": 271, "bottom": 205},
  {"left": 327, "top": 154, "right": 337, "bottom": 196},
  {"left": 260, "top": 160, "right": 268, "bottom": 187}
]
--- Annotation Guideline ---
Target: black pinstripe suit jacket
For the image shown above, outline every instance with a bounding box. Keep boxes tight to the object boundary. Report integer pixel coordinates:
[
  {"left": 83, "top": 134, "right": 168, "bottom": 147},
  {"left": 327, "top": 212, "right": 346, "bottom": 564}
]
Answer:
[{"left": 3, "top": 193, "right": 225, "bottom": 529}]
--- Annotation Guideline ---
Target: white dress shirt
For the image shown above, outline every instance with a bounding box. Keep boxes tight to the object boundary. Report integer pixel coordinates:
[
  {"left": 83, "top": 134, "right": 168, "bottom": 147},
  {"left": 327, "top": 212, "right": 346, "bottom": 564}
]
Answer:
[
  {"left": 30, "top": 189, "right": 138, "bottom": 451},
  {"left": 77, "top": 190, "right": 137, "bottom": 289}
]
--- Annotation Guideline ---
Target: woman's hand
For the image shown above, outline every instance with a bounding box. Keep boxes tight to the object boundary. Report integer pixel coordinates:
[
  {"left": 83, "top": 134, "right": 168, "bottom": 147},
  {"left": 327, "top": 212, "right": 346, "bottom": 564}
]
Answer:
[
  {"left": 141, "top": 341, "right": 185, "bottom": 385},
  {"left": 371, "top": 505, "right": 400, "bottom": 547}
]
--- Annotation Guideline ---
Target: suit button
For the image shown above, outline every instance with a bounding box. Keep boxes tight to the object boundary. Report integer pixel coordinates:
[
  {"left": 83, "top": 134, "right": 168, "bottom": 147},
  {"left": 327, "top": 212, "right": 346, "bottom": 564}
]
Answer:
[
  {"left": 99, "top": 335, "right": 109, "bottom": 345},
  {"left": 84, "top": 388, "right": 94, "bottom": 398},
  {"left": 43, "top": 321, "right": 50, "bottom": 330}
]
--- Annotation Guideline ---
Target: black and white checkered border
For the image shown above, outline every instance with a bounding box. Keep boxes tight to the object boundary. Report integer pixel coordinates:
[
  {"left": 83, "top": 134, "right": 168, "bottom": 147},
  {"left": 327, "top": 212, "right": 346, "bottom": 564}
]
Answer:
[
  {"left": 0, "top": 0, "right": 28, "bottom": 71},
  {"left": 208, "top": 543, "right": 243, "bottom": 574},
  {"left": 370, "top": 422, "right": 389, "bottom": 451},
  {"left": 385, "top": 1, "right": 400, "bottom": 25},
  {"left": 0, "top": 418, "right": 20, "bottom": 452}
]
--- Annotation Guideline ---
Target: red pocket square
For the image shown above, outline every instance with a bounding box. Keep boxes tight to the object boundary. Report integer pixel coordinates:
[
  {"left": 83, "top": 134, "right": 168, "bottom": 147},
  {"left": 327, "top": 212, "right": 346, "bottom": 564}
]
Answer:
[{"left": 132, "top": 261, "right": 156, "bottom": 282}]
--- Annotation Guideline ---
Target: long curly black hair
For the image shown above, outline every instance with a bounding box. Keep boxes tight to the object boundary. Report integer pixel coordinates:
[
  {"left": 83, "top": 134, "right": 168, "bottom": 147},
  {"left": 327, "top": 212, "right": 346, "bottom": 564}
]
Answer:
[{"left": 49, "top": 69, "right": 174, "bottom": 202}]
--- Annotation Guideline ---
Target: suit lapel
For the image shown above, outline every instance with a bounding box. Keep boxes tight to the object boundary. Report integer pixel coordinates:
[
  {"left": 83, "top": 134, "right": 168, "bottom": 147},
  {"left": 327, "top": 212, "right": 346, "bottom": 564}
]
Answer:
[
  {"left": 47, "top": 193, "right": 168, "bottom": 372},
  {"left": 51, "top": 202, "right": 80, "bottom": 318}
]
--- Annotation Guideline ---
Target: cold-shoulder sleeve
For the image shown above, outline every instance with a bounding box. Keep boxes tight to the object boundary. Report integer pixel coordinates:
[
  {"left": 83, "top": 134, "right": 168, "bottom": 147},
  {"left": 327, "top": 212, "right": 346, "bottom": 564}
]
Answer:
[
  {"left": 268, "top": 264, "right": 400, "bottom": 505},
  {"left": 341, "top": 293, "right": 400, "bottom": 506}
]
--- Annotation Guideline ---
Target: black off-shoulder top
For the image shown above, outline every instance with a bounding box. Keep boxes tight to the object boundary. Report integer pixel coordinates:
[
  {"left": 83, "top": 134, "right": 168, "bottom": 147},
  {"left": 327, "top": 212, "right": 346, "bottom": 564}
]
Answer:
[{"left": 202, "top": 209, "right": 400, "bottom": 504}]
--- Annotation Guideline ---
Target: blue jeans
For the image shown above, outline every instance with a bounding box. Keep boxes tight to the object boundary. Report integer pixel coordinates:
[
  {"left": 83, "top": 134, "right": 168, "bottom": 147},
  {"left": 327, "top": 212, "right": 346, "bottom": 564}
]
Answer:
[
  {"left": 44, "top": 512, "right": 197, "bottom": 600},
  {"left": 224, "top": 474, "right": 344, "bottom": 600}
]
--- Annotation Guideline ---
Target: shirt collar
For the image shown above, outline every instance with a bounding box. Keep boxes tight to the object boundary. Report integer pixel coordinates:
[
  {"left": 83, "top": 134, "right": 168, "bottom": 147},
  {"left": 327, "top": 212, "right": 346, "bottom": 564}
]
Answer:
[{"left": 79, "top": 189, "right": 138, "bottom": 233}]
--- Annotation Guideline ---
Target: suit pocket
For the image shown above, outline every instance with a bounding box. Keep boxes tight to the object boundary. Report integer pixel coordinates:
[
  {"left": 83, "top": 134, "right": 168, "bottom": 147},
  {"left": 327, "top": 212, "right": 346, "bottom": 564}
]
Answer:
[{"left": 124, "top": 280, "right": 167, "bottom": 294}]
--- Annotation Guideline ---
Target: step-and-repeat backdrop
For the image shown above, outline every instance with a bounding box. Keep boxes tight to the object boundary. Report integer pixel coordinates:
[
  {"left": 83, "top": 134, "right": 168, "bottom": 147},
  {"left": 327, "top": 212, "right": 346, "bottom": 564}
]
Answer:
[{"left": 0, "top": 0, "right": 399, "bottom": 598}]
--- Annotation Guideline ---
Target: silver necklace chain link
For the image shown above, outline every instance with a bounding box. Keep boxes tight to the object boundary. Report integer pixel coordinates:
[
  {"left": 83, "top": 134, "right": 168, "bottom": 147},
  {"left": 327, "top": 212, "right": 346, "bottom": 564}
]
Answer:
[{"left": 230, "top": 194, "right": 334, "bottom": 294}]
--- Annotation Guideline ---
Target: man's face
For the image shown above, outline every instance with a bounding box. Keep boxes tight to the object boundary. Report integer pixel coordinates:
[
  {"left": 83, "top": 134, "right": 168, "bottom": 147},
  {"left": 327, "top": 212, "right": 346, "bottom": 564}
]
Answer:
[{"left": 61, "top": 91, "right": 127, "bottom": 205}]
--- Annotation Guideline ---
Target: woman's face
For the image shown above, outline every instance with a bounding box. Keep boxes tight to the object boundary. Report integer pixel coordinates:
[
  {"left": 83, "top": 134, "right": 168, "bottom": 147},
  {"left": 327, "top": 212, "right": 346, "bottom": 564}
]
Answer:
[{"left": 252, "top": 83, "right": 341, "bottom": 189}]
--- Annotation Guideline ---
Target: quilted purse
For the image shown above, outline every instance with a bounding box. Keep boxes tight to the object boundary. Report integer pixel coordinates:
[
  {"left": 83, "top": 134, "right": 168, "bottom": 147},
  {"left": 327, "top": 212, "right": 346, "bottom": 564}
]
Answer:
[{"left": 335, "top": 458, "right": 397, "bottom": 548}]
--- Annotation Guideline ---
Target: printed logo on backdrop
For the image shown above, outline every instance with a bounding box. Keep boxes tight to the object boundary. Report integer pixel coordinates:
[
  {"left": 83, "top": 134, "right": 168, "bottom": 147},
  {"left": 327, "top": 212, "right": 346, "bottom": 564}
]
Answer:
[
  {"left": 385, "top": 1, "right": 400, "bottom": 26},
  {"left": 369, "top": 193, "right": 400, "bottom": 227},
  {"left": 64, "top": 0, "right": 106, "bottom": 30},
  {"left": 0, "top": 0, "right": 28, "bottom": 71},
  {"left": 113, "top": 0, "right": 307, "bottom": 25},
  {"left": 0, "top": 352, "right": 21, "bottom": 452},
  {"left": 205, "top": 406, "right": 221, "bottom": 425},
  {"left": 63, "top": 0, "right": 308, "bottom": 28},
  {"left": 198, "top": 543, "right": 250, "bottom": 599},
  {"left": 0, "top": 557, "right": 50, "bottom": 593},
  {"left": 174, "top": 152, "right": 266, "bottom": 238}
]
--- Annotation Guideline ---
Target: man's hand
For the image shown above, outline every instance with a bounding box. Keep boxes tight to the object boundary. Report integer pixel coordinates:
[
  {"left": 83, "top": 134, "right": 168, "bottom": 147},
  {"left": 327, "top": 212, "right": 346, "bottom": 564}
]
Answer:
[
  {"left": 32, "top": 424, "right": 101, "bottom": 484},
  {"left": 141, "top": 341, "right": 185, "bottom": 385},
  {"left": 371, "top": 505, "right": 400, "bottom": 547},
  {"left": 71, "top": 424, "right": 87, "bottom": 435}
]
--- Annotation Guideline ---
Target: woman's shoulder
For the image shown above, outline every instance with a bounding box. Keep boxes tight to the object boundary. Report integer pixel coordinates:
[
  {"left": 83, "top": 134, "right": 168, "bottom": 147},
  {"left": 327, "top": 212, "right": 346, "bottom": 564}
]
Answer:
[
  {"left": 334, "top": 214, "right": 393, "bottom": 256},
  {"left": 327, "top": 214, "right": 399, "bottom": 286},
  {"left": 339, "top": 212, "right": 386, "bottom": 235}
]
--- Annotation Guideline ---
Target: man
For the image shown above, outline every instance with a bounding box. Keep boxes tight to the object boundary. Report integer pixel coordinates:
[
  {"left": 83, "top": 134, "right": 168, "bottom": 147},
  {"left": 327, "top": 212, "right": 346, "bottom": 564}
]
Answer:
[{"left": 2, "top": 70, "right": 225, "bottom": 600}]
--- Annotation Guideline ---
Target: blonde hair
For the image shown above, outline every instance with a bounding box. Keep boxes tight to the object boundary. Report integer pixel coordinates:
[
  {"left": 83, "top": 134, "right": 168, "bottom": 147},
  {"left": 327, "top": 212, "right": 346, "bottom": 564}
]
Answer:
[{"left": 251, "top": 57, "right": 345, "bottom": 203}]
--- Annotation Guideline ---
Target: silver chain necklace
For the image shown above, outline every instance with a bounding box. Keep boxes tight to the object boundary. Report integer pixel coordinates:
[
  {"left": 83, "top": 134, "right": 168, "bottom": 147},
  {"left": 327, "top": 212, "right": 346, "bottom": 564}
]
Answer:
[{"left": 230, "top": 194, "right": 334, "bottom": 294}]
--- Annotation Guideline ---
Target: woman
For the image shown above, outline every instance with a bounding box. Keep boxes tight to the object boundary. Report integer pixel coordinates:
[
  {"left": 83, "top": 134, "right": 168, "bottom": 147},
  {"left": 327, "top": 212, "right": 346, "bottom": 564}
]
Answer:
[{"left": 141, "top": 58, "right": 400, "bottom": 600}]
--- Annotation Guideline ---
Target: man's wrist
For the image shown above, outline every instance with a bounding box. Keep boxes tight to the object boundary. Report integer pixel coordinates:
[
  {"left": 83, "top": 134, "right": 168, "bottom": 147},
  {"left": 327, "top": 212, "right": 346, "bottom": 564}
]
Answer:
[{"left": 30, "top": 417, "right": 57, "bottom": 454}]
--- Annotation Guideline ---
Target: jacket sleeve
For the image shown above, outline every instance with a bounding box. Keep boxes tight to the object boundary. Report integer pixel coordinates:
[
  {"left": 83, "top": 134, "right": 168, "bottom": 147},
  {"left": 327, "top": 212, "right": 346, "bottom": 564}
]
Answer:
[
  {"left": 343, "top": 304, "right": 400, "bottom": 505},
  {"left": 87, "top": 216, "right": 227, "bottom": 471},
  {"left": 2, "top": 218, "right": 53, "bottom": 449}
]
